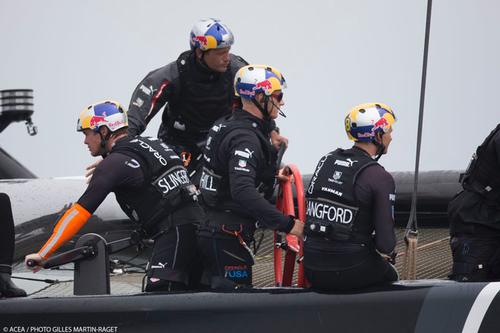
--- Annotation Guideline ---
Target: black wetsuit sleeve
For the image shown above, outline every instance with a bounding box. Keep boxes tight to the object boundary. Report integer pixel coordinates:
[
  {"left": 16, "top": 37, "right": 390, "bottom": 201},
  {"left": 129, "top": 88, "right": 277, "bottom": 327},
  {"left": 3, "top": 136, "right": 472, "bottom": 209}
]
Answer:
[
  {"left": 127, "top": 62, "right": 179, "bottom": 136},
  {"left": 77, "top": 153, "right": 144, "bottom": 213},
  {"left": 356, "top": 165, "right": 396, "bottom": 254},
  {"left": 222, "top": 130, "right": 292, "bottom": 232}
]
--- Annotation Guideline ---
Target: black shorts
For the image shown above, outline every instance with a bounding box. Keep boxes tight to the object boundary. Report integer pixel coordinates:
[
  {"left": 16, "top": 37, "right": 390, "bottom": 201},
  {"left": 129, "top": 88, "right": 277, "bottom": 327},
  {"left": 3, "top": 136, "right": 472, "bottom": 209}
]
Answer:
[
  {"left": 450, "top": 235, "right": 500, "bottom": 282},
  {"left": 197, "top": 229, "right": 254, "bottom": 290},
  {"left": 146, "top": 223, "right": 202, "bottom": 291},
  {"left": 304, "top": 248, "right": 398, "bottom": 292}
]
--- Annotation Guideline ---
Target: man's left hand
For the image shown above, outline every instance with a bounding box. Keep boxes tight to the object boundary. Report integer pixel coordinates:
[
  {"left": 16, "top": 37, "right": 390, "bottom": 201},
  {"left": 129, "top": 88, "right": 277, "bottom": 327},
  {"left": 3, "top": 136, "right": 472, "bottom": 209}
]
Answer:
[
  {"left": 85, "top": 159, "right": 102, "bottom": 184},
  {"left": 380, "top": 251, "right": 397, "bottom": 265}
]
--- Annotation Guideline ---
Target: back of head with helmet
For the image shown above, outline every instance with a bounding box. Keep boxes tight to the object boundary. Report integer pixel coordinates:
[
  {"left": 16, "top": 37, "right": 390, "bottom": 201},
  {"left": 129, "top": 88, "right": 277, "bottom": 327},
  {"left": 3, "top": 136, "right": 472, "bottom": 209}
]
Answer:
[
  {"left": 190, "top": 18, "right": 234, "bottom": 51},
  {"left": 234, "top": 64, "right": 286, "bottom": 99},
  {"left": 345, "top": 102, "right": 396, "bottom": 143},
  {"left": 77, "top": 100, "right": 128, "bottom": 133},
  {"left": 234, "top": 64, "right": 287, "bottom": 118}
]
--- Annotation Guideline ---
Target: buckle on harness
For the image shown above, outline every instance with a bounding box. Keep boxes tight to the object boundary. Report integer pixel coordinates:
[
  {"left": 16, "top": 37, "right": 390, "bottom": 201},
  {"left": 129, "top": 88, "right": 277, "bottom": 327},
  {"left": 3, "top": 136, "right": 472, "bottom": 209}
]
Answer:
[
  {"left": 181, "top": 151, "right": 191, "bottom": 167},
  {"left": 308, "top": 223, "right": 331, "bottom": 235}
]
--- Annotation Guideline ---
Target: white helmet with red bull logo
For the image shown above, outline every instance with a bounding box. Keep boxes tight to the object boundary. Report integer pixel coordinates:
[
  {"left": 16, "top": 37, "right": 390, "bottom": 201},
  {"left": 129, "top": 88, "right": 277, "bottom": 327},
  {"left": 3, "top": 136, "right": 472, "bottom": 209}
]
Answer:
[
  {"left": 190, "top": 18, "right": 234, "bottom": 51},
  {"left": 77, "top": 100, "right": 128, "bottom": 133},
  {"left": 234, "top": 65, "right": 287, "bottom": 100},
  {"left": 345, "top": 102, "right": 396, "bottom": 142}
]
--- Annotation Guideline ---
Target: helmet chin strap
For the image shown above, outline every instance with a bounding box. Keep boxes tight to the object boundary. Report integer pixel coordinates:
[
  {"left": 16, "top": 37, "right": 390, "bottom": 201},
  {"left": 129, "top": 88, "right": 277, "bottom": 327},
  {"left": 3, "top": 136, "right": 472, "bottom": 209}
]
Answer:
[
  {"left": 372, "top": 133, "right": 386, "bottom": 161},
  {"left": 251, "top": 96, "right": 271, "bottom": 120},
  {"left": 199, "top": 51, "right": 208, "bottom": 68},
  {"left": 252, "top": 95, "right": 288, "bottom": 119},
  {"left": 98, "top": 130, "right": 112, "bottom": 158},
  {"left": 196, "top": 50, "right": 216, "bottom": 73}
]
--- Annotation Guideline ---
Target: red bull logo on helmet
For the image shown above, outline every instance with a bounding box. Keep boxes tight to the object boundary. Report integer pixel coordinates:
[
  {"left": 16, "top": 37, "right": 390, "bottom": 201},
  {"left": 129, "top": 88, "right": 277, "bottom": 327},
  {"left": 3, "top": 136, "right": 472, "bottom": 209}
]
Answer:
[
  {"left": 194, "top": 36, "right": 208, "bottom": 46},
  {"left": 373, "top": 117, "right": 389, "bottom": 132},
  {"left": 89, "top": 115, "right": 106, "bottom": 128},
  {"left": 253, "top": 80, "right": 273, "bottom": 93},
  {"left": 191, "top": 34, "right": 219, "bottom": 50}
]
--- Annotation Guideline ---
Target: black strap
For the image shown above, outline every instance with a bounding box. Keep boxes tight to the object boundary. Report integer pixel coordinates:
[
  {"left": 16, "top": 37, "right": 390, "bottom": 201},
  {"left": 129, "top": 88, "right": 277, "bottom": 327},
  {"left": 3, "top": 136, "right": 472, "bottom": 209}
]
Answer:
[{"left": 204, "top": 208, "right": 254, "bottom": 227}]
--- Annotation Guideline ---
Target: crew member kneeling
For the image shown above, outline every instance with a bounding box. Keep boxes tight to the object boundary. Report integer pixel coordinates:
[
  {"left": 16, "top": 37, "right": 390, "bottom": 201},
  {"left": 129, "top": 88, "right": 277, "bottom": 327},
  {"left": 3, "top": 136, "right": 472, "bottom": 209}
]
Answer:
[
  {"left": 198, "top": 65, "right": 303, "bottom": 290},
  {"left": 304, "top": 103, "right": 399, "bottom": 291},
  {"left": 25, "top": 101, "right": 205, "bottom": 292}
]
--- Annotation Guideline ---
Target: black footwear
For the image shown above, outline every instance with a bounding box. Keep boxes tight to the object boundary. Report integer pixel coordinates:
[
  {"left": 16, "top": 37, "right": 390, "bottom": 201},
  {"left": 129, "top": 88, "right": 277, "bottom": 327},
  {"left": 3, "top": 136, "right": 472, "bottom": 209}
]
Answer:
[{"left": 0, "top": 272, "right": 26, "bottom": 298}]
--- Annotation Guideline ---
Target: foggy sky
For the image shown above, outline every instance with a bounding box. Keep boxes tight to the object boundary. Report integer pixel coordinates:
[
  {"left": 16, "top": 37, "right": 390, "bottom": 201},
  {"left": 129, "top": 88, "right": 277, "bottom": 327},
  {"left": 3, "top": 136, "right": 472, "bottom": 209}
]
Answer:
[{"left": 1, "top": 0, "right": 499, "bottom": 178}]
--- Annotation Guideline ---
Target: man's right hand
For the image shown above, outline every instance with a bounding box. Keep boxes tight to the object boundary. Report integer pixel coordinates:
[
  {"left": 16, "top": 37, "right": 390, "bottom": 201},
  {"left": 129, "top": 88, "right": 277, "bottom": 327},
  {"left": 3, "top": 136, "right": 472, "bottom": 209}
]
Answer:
[
  {"left": 289, "top": 219, "right": 304, "bottom": 240},
  {"left": 380, "top": 251, "right": 397, "bottom": 265},
  {"left": 24, "top": 253, "right": 45, "bottom": 273},
  {"left": 85, "top": 159, "right": 102, "bottom": 184},
  {"left": 271, "top": 130, "right": 289, "bottom": 151}
]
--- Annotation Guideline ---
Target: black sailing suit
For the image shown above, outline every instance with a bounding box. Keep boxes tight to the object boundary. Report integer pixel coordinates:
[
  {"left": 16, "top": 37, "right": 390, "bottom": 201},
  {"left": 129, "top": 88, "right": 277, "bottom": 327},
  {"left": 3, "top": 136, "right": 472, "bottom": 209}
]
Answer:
[
  {"left": 198, "top": 109, "right": 294, "bottom": 289},
  {"left": 304, "top": 146, "right": 398, "bottom": 291},
  {"left": 127, "top": 51, "right": 248, "bottom": 185},
  {"left": 79, "top": 136, "right": 206, "bottom": 291},
  {"left": 448, "top": 124, "right": 500, "bottom": 281}
]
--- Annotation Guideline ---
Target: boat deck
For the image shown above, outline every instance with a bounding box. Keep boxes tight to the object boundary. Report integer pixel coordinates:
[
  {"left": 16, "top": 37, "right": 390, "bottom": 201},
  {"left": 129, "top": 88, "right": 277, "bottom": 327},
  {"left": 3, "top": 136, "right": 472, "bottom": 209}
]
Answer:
[
  {"left": 13, "top": 227, "right": 452, "bottom": 298},
  {"left": 5, "top": 228, "right": 500, "bottom": 333}
]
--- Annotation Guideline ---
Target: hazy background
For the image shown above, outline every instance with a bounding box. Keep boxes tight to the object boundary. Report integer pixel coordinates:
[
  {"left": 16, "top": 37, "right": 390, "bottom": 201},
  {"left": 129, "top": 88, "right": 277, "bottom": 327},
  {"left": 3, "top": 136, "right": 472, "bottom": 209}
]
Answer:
[{"left": 1, "top": 0, "right": 499, "bottom": 177}]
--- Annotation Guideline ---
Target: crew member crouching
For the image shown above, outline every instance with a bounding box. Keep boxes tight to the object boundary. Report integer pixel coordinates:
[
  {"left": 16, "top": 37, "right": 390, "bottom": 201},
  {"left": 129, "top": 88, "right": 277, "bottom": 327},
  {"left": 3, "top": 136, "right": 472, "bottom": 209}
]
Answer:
[
  {"left": 304, "top": 103, "right": 399, "bottom": 291},
  {"left": 25, "top": 101, "right": 205, "bottom": 292}
]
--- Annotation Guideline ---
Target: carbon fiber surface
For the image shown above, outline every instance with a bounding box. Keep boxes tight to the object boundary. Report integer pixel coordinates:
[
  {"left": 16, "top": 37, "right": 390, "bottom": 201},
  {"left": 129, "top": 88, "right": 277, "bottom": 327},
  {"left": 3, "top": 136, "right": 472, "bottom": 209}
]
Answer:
[{"left": 28, "top": 227, "right": 451, "bottom": 297}]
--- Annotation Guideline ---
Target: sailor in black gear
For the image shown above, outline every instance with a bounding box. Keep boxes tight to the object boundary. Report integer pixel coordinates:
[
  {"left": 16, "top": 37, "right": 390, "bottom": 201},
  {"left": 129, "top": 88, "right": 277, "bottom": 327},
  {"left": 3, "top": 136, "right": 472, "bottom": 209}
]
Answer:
[
  {"left": 304, "top": 103, "right": 399, "bottom": 292},
  {"left": 126, "top": 19, "right": 287, "bottom": 185},
  {"left": 448, "top": 123, "right": 500, "bottom": 282},
  {"left": 198, "top": 65, "right": 303, "bottom": 290},
  {"left": 0, "top": 193, "right": 27, "bottom": 298},
  {"left": 25, "top": 101, "right": 205, "bottom": 292}
]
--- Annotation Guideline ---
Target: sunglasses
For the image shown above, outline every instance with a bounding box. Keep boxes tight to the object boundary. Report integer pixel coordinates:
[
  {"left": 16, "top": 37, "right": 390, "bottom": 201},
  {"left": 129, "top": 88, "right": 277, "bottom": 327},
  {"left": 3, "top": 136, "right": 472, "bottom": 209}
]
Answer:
[{"left": 271, "top": 92, "right": 283, "bottom": 102}]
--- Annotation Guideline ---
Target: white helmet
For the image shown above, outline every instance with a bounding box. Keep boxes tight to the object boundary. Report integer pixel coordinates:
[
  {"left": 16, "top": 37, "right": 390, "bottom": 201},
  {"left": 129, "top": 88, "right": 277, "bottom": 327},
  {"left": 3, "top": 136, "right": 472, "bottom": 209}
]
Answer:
[
  {"left": 345, "top": 102, "right": 396, "bottom": 142},
  {"left": 190, "top": 18, "right": 234, "bottom": 51},
  {"left": 234, "top": 65, "right": 286, "bottom": 100},
  {"left": 77, "top": 100, "right": 128, "bottom": 133}
]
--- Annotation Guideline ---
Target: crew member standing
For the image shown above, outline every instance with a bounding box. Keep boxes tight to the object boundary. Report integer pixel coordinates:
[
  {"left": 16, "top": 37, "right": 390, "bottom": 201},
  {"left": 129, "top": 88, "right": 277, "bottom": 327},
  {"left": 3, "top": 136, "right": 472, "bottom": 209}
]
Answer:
[
  {"left": 25, "top": 101, "right": 204, "bottom": 292},
  {"left": 448, "top": 123, "right": 500, "bottom": 281},
  {"left": 303, "top": 103, "right": 399, "bottom": 291},
  {"left": 198, "top": 65, "right": 303, "bottom": 290},
  {"left": 126, "top": 18, "right": 287, "bottom": 184}
]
